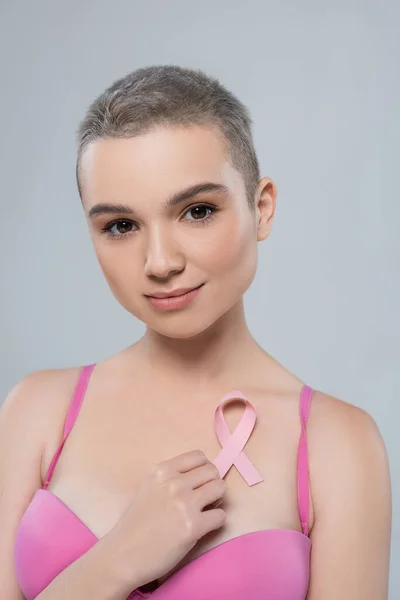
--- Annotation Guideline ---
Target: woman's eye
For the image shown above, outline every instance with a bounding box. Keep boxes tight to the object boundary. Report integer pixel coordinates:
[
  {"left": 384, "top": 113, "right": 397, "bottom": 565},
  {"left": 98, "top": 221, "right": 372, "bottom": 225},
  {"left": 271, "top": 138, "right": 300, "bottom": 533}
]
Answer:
[
  {"left": 102, "top": 220, "right": 136, "bottom": 238},
  {"left": 183, "top": 204, "right": 216, "bottom": 221},
  {"left": 101, "top": 205, "right": 217, "bottom": 239}
]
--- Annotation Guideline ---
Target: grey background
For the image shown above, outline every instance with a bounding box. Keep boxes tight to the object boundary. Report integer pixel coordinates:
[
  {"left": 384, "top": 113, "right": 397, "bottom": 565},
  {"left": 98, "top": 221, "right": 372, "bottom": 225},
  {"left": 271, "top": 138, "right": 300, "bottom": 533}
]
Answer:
[{"left": 0, "top": 0, "right": 398, "bottom": 597}]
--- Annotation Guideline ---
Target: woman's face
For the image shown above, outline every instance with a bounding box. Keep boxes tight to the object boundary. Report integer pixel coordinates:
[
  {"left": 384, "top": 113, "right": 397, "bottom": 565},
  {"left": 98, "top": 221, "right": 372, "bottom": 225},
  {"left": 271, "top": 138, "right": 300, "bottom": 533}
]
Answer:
[{"left": 80, "top": 124, "right": 274, "bottom": 339}]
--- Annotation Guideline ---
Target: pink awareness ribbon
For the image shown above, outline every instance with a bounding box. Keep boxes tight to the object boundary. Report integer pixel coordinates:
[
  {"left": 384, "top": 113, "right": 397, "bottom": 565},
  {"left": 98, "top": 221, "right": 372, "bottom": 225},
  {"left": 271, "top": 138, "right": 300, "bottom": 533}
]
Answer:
[{"left": 212, "top": 390, "right": 264, "bottom": 486}]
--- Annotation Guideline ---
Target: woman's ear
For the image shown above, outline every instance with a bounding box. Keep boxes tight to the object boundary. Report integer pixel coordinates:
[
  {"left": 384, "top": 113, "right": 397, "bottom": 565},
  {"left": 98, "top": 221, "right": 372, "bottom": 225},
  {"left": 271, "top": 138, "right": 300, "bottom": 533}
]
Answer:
[{"left": 255, "top": 177, "right": 277, "bottom": 241}]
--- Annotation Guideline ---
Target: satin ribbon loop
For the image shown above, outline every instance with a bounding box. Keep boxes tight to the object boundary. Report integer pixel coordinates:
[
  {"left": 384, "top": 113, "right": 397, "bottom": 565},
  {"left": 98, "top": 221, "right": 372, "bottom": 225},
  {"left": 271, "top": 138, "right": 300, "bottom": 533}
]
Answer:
[{"left": 212, "top": 390, "right": 264, "bottom": 486}]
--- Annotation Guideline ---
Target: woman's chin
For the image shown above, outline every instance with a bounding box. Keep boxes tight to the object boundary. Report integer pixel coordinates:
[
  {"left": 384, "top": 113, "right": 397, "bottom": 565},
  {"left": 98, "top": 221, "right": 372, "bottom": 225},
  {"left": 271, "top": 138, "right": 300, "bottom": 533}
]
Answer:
[{"left": 147, "top": 321, "right": 213, "bottom": 340}]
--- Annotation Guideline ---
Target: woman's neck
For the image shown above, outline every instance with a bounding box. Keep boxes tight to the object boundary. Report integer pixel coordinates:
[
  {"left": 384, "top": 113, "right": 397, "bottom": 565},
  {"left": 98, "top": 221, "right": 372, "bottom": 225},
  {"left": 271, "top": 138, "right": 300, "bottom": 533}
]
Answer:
[{"left": 137, "top": 299, "right": 262, "bottom": 387}]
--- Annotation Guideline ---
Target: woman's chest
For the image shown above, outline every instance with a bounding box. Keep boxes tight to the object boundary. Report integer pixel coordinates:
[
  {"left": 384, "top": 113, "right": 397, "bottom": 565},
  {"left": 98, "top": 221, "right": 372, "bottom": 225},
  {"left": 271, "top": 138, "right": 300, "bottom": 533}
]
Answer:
[{"left": 42, "top": 382, "right": 313, "bottom": 565}]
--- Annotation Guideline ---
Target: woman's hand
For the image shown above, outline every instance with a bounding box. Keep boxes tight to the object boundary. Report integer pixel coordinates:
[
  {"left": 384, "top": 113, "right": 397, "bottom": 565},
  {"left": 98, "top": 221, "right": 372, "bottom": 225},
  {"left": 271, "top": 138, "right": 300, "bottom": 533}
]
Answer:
[{"left": 106, "top": 449, "right": 227, "bottom": 589}]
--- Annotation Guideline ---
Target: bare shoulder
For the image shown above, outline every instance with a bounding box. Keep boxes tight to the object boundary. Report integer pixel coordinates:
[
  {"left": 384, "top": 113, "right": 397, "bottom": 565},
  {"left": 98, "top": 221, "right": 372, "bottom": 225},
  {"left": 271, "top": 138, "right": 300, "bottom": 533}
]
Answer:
[
  {"left": 306, "top": 390, "right": 392, "bottom": 599},
  {"left": 308, "top": 389, "right": 389, "bottom": 474},
  {"left": 1, "top": 366, "right": 83, "bottom": 483},
  {"left": 1, "top": 366, "right": 83, "bottom": 434},
  {"left": 308, "top": 388, "right": 390, "bottom": 512}
]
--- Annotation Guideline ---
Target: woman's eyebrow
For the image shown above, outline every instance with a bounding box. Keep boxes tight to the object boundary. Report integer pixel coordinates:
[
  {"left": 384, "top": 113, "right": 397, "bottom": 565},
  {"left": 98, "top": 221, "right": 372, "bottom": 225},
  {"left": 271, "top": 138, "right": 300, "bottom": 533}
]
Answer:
[{"left": 86, "top": 181, "right": 229, "bottom": 220}]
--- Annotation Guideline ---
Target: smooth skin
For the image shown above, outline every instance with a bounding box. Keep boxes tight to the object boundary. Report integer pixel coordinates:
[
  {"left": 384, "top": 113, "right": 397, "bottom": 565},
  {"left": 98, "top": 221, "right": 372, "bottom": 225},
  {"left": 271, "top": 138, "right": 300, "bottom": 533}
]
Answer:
[{"left": 0, "top": 124, "right": 392, "bottom": 598}]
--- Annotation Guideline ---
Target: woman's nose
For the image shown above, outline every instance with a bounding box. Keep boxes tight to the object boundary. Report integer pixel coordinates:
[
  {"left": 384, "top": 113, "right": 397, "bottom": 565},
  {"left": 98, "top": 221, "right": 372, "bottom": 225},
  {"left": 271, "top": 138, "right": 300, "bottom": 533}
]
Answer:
[{"left": 143, "top": 229, "right": 185, "bottom": 279}]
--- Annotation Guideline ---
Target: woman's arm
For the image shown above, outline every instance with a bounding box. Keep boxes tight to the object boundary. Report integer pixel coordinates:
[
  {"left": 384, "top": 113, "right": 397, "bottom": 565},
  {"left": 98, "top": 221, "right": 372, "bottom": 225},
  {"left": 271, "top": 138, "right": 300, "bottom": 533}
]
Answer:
[
  {"left": 306, "top": 393, "right": 392, "bottom": 599},
  {"left": 0, "top": 370, "right": 143, "bottom": 600},
  {"left": 35, "top": 531, "right": 141, "bottom": 600}
]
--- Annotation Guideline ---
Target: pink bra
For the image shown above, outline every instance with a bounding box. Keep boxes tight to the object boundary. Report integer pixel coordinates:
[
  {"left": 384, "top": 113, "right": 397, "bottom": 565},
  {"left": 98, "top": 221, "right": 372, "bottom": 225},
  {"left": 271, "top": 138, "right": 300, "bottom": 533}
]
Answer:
[{"left": 14, "top": 364, "right": 313, "bottom": 599}]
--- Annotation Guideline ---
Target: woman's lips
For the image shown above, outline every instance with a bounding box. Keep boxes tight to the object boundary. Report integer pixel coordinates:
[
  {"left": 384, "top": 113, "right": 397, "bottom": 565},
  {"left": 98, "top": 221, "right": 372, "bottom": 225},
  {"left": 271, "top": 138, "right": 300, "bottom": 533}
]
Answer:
[{"left": 146, "top": 284, "right": 204, "bottom": 311}]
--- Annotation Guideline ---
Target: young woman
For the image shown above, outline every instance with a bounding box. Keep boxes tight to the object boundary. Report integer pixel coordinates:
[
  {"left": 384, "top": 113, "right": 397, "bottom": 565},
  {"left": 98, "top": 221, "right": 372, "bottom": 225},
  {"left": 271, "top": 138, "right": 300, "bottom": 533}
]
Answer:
[{"left": 0, "top": 64, "right": 391, "bottom": 600}]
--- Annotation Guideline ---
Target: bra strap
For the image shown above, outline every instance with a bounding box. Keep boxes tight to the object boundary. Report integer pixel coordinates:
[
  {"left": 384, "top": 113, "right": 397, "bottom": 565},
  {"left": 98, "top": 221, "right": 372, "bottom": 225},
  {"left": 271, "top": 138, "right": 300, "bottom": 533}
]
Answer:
[
  {"left": 43, "top": 364, "right": 96, "bottom": 489},
  {"left": 297, "top": 384, "right": 313, "bottom": 536}
]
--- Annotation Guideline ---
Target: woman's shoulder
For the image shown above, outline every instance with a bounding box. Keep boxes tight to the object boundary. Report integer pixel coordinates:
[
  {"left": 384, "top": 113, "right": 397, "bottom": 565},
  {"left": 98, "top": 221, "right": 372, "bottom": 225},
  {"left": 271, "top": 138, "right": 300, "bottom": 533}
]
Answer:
[
  {"left": 1, "top": 365, "right": 85, "bottom": 481},
  {"left": 305, "top": 387, "right": 385, "bottom": 483},
  {"left": 307, "top": 388, "right": 381, "bottom": 441},
  {"left": 2, "top": 365, "right": 84, "bottom": 424},
  {"left": 253, "top": 355, "right": 387, "bottom": 503},
  {"left": 306, "top": 388, "right": 389, "bottom": 521},
  {"left": 258, "top": 349, "right": 378, "bottom": 427}
]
